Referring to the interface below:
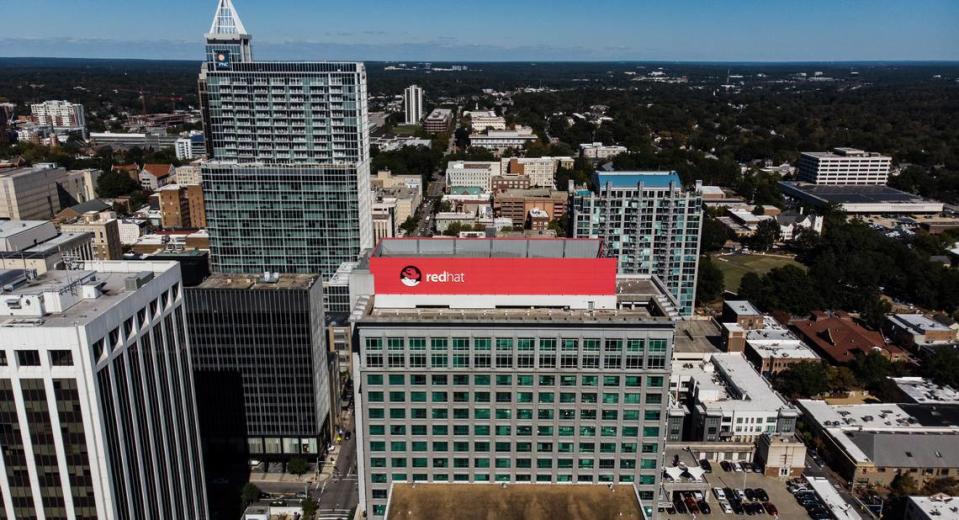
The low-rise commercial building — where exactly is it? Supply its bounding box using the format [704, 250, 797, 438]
[469, 127, 538, 150]
[59, 210, 123, 260]
[670, 354, 799, 443]
[792, 311, 908, 364]
[493, 188, 567, 224]
[888, 377, 959, 404]
[797, 148, 891, 185]
[905, 495, 959, 520]
[580, 142, 627, 160]
[885, 314, 958, 352]
[139, 163, 174, 191]
[0, 220, 94, 273]
[780, 181, 944, 214]
[446, 161, 500, 191]
[0, 164, 97, 220]
[157, 184, 207, 229]
[798, 400, 959, 487]
[423, 108, 453, 134]
[754, 433, 807, 477]
[500, 157, 574, 188]
[464, 110, 506, 130]
[720, 304, 820, 375]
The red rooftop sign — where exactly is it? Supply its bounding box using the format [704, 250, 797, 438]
[369, 257, 618, 296]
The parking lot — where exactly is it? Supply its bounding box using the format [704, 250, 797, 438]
[660, 461, 811, 519]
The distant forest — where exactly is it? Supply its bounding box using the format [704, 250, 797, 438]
[1, 58, 957, 201]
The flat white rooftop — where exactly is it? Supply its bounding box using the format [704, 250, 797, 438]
[673, 353, 794, 414]
[907, 495, 959, 520]
[891, 377, 959, 404]
[804, 477, 863, 520]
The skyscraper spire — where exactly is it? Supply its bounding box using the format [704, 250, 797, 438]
[204, 0, 252, 64]
[208, 0, 248, 37]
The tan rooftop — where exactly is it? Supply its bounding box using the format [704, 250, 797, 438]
[386, 483, 644, 520]
[197, 272, 317, 290]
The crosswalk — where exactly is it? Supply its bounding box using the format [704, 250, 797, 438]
[317, 508, 352, 520]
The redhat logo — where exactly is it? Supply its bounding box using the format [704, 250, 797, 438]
[400, 265, 422, 287]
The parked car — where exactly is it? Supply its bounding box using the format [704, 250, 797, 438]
[730, 499, 744, 515]
[754, 488, 769, 502]
[736, 489, 748, 501]
[684, 496, 699, 514]
[721, 501, 734, 514]
[744, 488, 757, 501]
[763, 502, 778, 515]
[673, 498, 687, 514]
[713, 487, 727, 501]
[698, 500, 711, 514]
[733, 462, 744, 472]
[721, 460, 732, 472]
[700, 459, 713, 473]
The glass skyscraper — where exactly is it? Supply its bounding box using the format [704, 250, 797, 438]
[199, 0, 373, 278]
[571, 171, 703, 316]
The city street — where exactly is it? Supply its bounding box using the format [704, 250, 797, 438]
[315, 431, 359, 520]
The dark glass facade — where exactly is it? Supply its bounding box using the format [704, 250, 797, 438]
[186, 279, 330, 459]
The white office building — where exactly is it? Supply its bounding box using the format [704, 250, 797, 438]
[0, 261, 208, 519]
[403, 85, 424, 125]
[797, 148, 892, 185]
[445, 161, 501, 191]
[464, 110, 506, 130]
[30, 100, 86, 135]
[468, 127, 538, 150]
[580, 142, 627, 160]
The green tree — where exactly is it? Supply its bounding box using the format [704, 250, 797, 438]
[773, 362, 830, 398]
[748, 219, 781, 252]
[400, 216, 418, 235]
[96, 170, 140, 198]
[850, 351, 894, 392]
[826, 366, 859, 393]
[923, 348, 959, 388]
[701, 213, 734, 252]
[860, 293, 892, 330]
[696, 256, 725, 305]
[287, 457, 308, 476]
[301, 497, 319, 520]
[890, 473, 919, 497]
[240, 483, 262, 510]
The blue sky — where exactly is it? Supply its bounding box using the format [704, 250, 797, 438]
[1, 0, 957, 61]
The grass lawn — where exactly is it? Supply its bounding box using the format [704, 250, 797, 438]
[392, 124, 422, 136]
[711, 253, 805, 292]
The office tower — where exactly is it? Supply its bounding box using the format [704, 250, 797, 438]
[0, 261, 207, 519]
[30, 100, 86, 135]
[796, 147, 892, 185]
[59, 210, 124, 260]
[0, 163, 97, 220]
[571, 171, 703, 317]
[186, 273, 332, 460]
[403, 84, 424, 125]
[199, 0, 372, 277]
[352, 238, 679, 519]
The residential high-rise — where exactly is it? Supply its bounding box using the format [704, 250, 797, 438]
[571, 171, 703, 316]
[352, 238, 679, 519]
[185, 273, 332, 460]
[403, 85, 424, 125]
[796, 147, 891, 185]
[199, 0, 373, 277]
[0, 261, 208, 519]
[30, 100, 86, 135]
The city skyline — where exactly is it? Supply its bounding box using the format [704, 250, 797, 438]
[1, 0, 957, 61]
